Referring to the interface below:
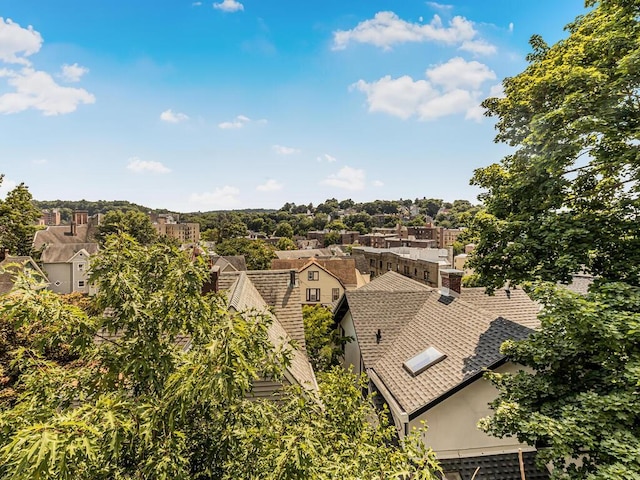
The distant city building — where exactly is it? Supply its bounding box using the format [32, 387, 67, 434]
[150, 212, 200, 243]
[38, 209, 61, 226]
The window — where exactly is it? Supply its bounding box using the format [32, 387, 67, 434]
[369, 258, 375, 267]
[78, 280, 85, 288]
[379, 260, 382, 268]
[332, 288, 340, 301]
[403, 265, 410, 275]
[424, 271, 430, 281]
[387, 262, 392, 271]
[306, 288, 321, 302]
[78, 263, 84, 271]
[308, 270, 319, 281]
[403, 346, 446, 376]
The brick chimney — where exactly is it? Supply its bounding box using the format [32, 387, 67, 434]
[202, 266, 221, 294]
[439, 269, 464, 297]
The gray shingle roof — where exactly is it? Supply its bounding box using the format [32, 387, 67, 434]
[341, 271, 538, 415]
[40, 244, 98, 263]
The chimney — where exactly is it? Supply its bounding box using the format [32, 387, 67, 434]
[202, 266, 221, 294]
[439, 269, 464, 297]
[289, 269, 297, 287]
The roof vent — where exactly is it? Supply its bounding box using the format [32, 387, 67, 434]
[403, 346, 446, 377]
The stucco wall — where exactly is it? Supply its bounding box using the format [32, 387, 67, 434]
[411, 362, 533, 459]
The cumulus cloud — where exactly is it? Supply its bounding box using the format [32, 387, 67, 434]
[218, 114, 254, 129]
[352, 57, 495, 121]
[372, 180, 384, 187]
[59, 63, 89, 82]
[489, 83, 505, 98]
[213, 0, 244, 12]
[333, 12, 495, 53]
[426, 57, 496, 90]
[0, 67, 95, 115]
[126, 157, 171, 174]
[316, 153, 337, 163]
[0, 18, 42, 65]
[321, 166, 366, 191]
[192, 1, 202, 5]
[272, 145, 300, 155]
[190, 186, 241, 208]
[460, 39, 497, 56]
[256, 179, 283, 192]
[160, 109, 189, 123]
[0, 19, 94, 116]
[508, 22, 514, 33]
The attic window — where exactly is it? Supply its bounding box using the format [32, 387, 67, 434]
[403, 346, 445, 377]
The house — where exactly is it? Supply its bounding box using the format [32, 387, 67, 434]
[334, 270, 548, 479]
[295, 258, 346, 306]
[33, 223, 99, 294]
[271, 256, 365, 290]
[217, 269, 318, 396]
[0, 253, 49, 294]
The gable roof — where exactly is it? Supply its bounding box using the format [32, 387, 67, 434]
[220, 272, 317, 392]
[272, 257, 358, 287]
[40, 243, 99, 263]
[338, 271, 539, 417]
[33, 224, 95, 250]
[219, 269, 307, 350]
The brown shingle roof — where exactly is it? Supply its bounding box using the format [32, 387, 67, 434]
[271, 257, 358, 287]
[40, 244, 99, 263]
[222, 272, 317, 391]
[33, 224, 95, 250]
[341, 271, 537, 415]
[460, 287, 541, 329]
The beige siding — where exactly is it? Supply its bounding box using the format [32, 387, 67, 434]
[44, 263, 72, 294]
[300, 267, 344, 306]
[249, 377, 291, 401]
[410, 362, 532, 459]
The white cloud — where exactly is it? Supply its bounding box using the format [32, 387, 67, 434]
[0, 18, 42, 65]
[0, 178, 17, 199]
[213, 0, 244, 12]
[256, 179, 283, 192]
[489, 83, 505, 98]
[426, 57, 496, 90]
[59, 63, 89, 82]
[0, 67, 95, 115]
[160, 109, 189, 123]
[126, 157, 171, 174]
[321, 166, 366, 191]
[508, 22, 514, 33]
[426, 2, 453, 12]
[460, 39, 497, 56]
[352, 75, 436, 119]
[272, 145, 300, 155]
[192, 1, 202, 5]
[190, 186, 240, 208]
[464, 104, 485, 122]
[353, 57, 495, 121]
[333, 12, 487, 51]
[316, 153, 337, 163]
[218, 114, 253, 129]
[372, 180, 384, 187]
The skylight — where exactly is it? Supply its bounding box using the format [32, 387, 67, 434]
[403, 346, 446, 376]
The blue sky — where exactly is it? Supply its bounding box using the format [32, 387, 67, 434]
[0, 0, 587, 212]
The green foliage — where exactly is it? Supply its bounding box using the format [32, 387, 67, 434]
[214, 237, 275, 270]
[480, 282, 640, 479]
[274, 221, 294, 239]
[470, 0, 640, 291]
[302, 305, 349, 372]
[95, 209, 157, 245]
[323, 231, 341, 246]
[33, 199, 152, 217]
[276, 237, 297, 251]
[0, 178, 40, 256]
[0, 235, 440, 479]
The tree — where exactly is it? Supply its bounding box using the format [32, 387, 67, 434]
[470, 0, 640, 292]
[479, 282, 640, 479]
[0, 235, 441, 479]
[0, 178, 40, 256]
[302, 305, 349, 372]
[95, 209, 157, 245]
[323, 231, 341, 246]
[274, 221, 294, 239]
[275, 237, 297, 251]
[215, 237, 275, 270]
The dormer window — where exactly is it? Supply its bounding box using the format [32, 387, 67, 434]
[308, 271, 319, 281]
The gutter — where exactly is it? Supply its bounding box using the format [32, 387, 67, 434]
[367, 368, 409, 437]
